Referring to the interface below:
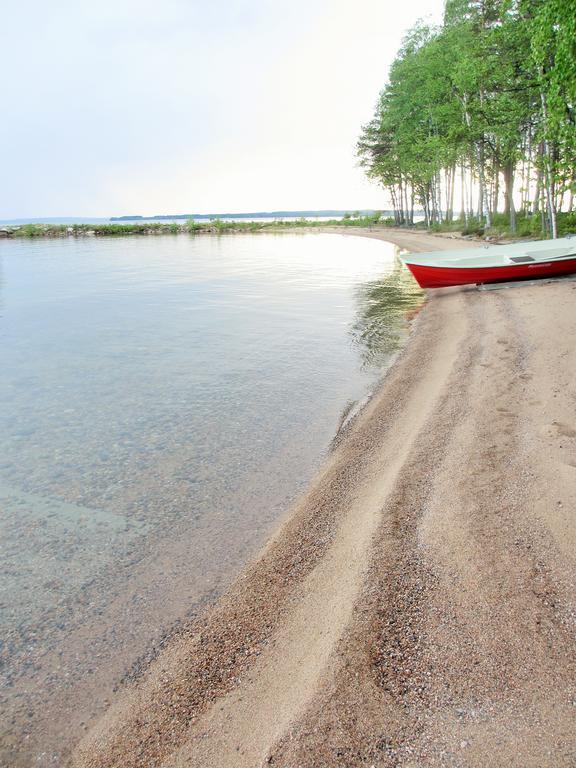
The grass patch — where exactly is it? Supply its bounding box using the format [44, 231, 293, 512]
[6, 212, 574, 240]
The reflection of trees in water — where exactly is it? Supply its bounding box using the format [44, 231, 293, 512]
[351, 256, 424, 369]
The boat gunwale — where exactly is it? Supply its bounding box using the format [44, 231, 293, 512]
[400, 237, 576, 270]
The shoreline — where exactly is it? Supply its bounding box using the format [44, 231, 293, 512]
[1, 229, 418, 768]
[0, 221, 400, 239]
[36, 230, 576, 765]
[0, 221, 538, 244]
[3, 219, 574, 245]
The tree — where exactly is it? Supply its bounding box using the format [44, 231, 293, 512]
[358, 0, 575, 238]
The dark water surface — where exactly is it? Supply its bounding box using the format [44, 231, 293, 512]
[0, 233, 422, 765]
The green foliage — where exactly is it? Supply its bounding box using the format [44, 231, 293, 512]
[9, 216, 395, 240]
[18, 224, 44, 237]
[557, 212, 576, 236]
[359, 0, 576, 237]
[515, 215, 543, 238]
[186, 219, 202, 233]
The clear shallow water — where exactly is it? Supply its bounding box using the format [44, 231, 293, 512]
[0, 232, 422, 763]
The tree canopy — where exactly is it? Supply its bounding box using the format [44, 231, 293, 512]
[358, 0, 576, 237]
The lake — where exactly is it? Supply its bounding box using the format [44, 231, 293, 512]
[0, 232, 422, 766]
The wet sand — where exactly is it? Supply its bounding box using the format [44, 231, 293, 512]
[68, 229, 576, 766]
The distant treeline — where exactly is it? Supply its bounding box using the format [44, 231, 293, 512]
[358, 0, 576, 238]
[110, 210, 393, 221]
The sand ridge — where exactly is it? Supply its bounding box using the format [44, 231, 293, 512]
[70, 231, 576, 767]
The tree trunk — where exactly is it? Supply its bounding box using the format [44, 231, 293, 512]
[403, 180, 410, 227]
[533, 159, 542, 215]
[477, 141, 491, 227]
[399, 179, 406, 225]
[448, 166, 454, 223]
[390, 187, 399, 225]
[523, 129, 532, 216]
[557, 174, 566, 213]
[420, 187, 430, 228]
[503, 161, 516, 233]
[540, 187, 547, 235]
[477, 87, 491, 228]
[540, 91, 558, 238]
[460, 162, 466, 224]
[468, 156, 475, 221]
[477, 150, 484, 220]
[492, 159, 500, 217]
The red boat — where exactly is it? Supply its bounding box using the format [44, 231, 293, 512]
[401, 237, 576, 288]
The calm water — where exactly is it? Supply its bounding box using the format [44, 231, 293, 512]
[0, 232, 422, 765]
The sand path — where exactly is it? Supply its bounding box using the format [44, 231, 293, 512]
[71, 231, 576, 767]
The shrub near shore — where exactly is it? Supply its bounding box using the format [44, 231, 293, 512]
[2, 210, 574, 240]
[0, 213, 390, 239]
[426, 211, 576, 239]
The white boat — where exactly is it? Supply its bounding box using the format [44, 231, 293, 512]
[401, 236, 576, 288]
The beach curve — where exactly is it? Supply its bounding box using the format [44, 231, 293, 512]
[70, 231, 576, 767]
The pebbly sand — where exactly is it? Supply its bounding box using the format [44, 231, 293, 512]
[69, 229, 576, 767]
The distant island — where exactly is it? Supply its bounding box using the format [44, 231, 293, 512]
[110, 210, 390, 221]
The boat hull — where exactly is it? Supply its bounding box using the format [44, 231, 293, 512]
[406, 256, 576, 288]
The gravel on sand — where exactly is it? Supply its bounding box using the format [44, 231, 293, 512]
[71, 231, 576, 768]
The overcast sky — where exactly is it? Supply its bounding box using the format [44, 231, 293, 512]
[1, 0, 443, 217]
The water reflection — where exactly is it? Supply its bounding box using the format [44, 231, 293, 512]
[0, 236, 423, 637]
[352, 252, 424, 368]
[0, 233, 424, 766]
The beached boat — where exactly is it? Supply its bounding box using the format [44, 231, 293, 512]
[401, 236, 576, 288]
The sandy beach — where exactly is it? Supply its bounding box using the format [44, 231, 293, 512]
[70, 229, 576, 768]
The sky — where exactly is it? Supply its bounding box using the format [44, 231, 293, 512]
[0, 0, 444, 218]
